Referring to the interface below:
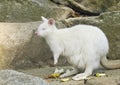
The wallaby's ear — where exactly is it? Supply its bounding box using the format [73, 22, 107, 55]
[48, 18, 55, 25]
[41, 16, 48, 22]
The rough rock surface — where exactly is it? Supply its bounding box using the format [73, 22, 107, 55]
[0, 0, 74, 22]
[0, 70, 49, 85]
[75, 0, 120, 13]
[0, 22, 39, 69]
[51, 0, 120, 14]
[0, 21, 67, 69]
[98, 12, 120, 59]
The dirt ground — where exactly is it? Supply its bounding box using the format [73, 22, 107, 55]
[18, 66, 120, 85]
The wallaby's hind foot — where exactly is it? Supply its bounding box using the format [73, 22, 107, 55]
[72, 66, 93, 80]
[60, 68, 79, 78]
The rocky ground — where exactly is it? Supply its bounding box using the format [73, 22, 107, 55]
[18, 66, 120, 85]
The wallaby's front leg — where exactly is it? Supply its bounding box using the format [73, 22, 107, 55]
[60, 67, 79, 78]
[53, 53, 60, 65]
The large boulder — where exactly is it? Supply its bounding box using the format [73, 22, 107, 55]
[0, 21, 67, 69]
[0, 70, 49, 85]
[107, 1, 120, 12]
[75, 0, 120, 13]
[0, 22, 40, 69]
[0, 0, 74, 22]
[51, 0, 120, 14]
[99, 12, 120, 59]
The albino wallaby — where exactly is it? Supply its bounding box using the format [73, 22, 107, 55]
[36, 16, 120, 80]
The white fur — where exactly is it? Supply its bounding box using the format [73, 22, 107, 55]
[36, 17, 109, 80]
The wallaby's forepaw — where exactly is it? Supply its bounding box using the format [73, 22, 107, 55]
[60, 73, 67, 78]
[60, 69, 71, 78]
[72, 74, 86, 81]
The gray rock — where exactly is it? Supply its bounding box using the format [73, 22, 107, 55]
[86, 78, 118, 85]
[98, 11, 120, 59]
[0, 22, 39, 69]
[0, 0, 74, 22]
[51, 0, 120, 14]
[0, 21, 67, 69]
[0, 70, 49, 85]
[75, 0, 120, 13]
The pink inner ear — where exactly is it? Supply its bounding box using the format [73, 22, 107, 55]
[48, 18, 54, 25]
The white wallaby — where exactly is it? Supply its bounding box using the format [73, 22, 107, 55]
[36, 16, 120, 80]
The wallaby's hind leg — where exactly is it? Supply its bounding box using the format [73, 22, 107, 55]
[60, 67, 79, 78]
[72, 65, 93, 80]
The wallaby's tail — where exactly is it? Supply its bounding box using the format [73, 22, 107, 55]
[100, 56, 120, 69]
